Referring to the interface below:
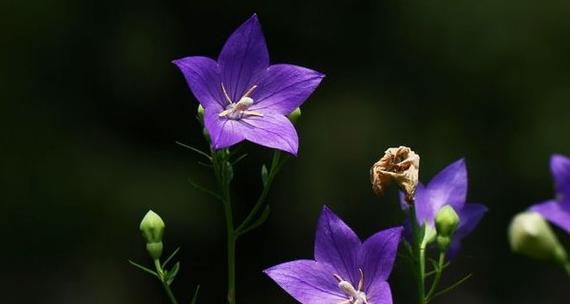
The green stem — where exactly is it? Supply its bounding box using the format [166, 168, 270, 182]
[426, 252, 446, 302]
[213, 150, 237, 304]
[154, 259, 179, 304]
[410, 204, 426, 304]
[235, 151, 283, 236]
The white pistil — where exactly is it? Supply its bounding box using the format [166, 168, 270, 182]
[218, 83, 263, 119]
[333, 270, 368, 304]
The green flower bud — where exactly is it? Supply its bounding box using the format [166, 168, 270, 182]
[197, 105, 205, 123]
[146, 242, 164, 260]
[288, 107, 301, 124]
[509, 212, 567, 264]
[140, 210, 165, 244]
[435, 205, 460, 238]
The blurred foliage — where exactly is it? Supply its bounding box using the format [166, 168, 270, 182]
[2, 0, 570, 303]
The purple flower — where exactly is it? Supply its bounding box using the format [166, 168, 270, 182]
[407, 159, 487, 256]
[264, 206, 402, 304]
[530, 154, 570, 234]
[172, 15, 324, 155]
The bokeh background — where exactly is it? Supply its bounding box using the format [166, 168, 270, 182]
[3, 0, 570, 303]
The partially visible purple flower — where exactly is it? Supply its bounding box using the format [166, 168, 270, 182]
[530, 154, 570, 234]
[265, 206, 402, 304]
[173, 14, 324, 155]
[404, 159, 487, 256]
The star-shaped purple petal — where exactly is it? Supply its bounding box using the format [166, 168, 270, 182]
[265, 206, 402, 304]
[173, 14, 324, 155]
[529, 154, 570, 234]
[404, 159, 487, 257]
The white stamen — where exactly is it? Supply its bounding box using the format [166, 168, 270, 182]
[218, 85, 262, 119]
[332, 271, 368, 304]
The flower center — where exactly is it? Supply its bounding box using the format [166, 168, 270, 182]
[218, 83, 263, 120]
[333, 269, 368, 304]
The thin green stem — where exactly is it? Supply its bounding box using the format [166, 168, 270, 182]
[235, 151, 283, 236]
[426, 252, 446, 302]
[213, 150, 237, 304]
[154, 259, 179, 304]
[410, 204, 426, 304]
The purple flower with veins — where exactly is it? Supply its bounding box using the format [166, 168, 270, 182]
[172, 14, 324, 155]
[405, 159, 487, 256]
[265, 206, 402, 304]
[530, 154, 570, 233]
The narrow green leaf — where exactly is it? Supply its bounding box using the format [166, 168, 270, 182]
[128, 260, 158, 278]
[162, 247, 181, 269]
[166, 262, 180, 285]
[188, 178, 222, 201]
[232, 153, 248, 165]
[261, 164, 268, 186]
[175, 141, 212, 161]
[237, 205, 271, 236]
[190, 285, 201, 304]
[432, 273, 473, 299]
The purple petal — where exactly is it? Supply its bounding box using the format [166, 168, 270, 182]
[366, 281, 393, 304]
[239, 112, 299, 155]
[264, 260, 345, 304]
[530, 199, 570, 234]
[249, 64, 324, 115]
[550, 154, 570, 196]
[446, 203, 487, 259]
[413, 183, 438, 225]
[314, 206, 361, 285]
[172, 56, 223, 110]
[204, 108, 246, 150]
[358, 227, 402, 291]
[427, 158, 468, 210]
[218, 14, 269, 102]
[455, 203, 488, 239]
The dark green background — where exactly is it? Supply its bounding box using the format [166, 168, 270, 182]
[3, 0, 570, 303]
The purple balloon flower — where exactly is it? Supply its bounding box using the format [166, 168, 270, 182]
[265, 206, 402, 304]
[172, 14, 324, 155]
[530, 154, 570, 234]
[407, 159, 487, 256]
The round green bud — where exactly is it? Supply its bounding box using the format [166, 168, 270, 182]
[509, 212, 567, 264]
[288, 108, 301, 124]
[140, 210, 165, 244]
[435, 205, 460, 238]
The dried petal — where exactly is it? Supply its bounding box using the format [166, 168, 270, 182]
[370, 146, 420, 203]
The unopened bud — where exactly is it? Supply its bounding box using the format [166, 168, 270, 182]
[140, 210, 165, 243]
[288, 107, 301, 124]
[197, 105, 205, 123]
[436, 205, 460, 238]
[370, 146, 420, 203]
[509, 212, 567, 264]
[140, 210, 165, 259]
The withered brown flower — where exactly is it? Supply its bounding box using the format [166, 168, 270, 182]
[370, 146, 420, 204]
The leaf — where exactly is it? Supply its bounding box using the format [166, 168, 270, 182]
[432, 273, 473, 299]
[162, 247, 180, 269]
[260, 164, 268, 186]
[175, 141, 212, 161]
[237, 205, 271, 236]
[128, 260, 158, 278]
[166, 262, 180, 286]
[190, 285, 201, 304]
[232, 153, 248, 166]
[188, 178, 221, 201]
